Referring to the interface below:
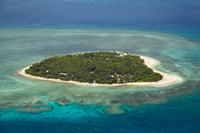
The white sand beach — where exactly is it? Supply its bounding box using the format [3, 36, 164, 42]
[18, 55, 183, 87]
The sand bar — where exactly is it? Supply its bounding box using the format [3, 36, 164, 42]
[18, 56, 183, 87]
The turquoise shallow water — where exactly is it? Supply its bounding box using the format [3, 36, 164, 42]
[0, 28, 200, 132]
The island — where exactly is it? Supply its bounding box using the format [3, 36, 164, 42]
[18, 52, 183, 87]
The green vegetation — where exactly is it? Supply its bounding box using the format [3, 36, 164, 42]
[26, 52, 163, 84]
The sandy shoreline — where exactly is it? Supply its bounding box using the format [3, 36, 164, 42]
[17, 56, 183, 87]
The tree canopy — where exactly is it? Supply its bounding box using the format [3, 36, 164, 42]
[26, 52, 163, 84]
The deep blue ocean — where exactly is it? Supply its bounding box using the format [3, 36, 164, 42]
[0, 0, 200, 133]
